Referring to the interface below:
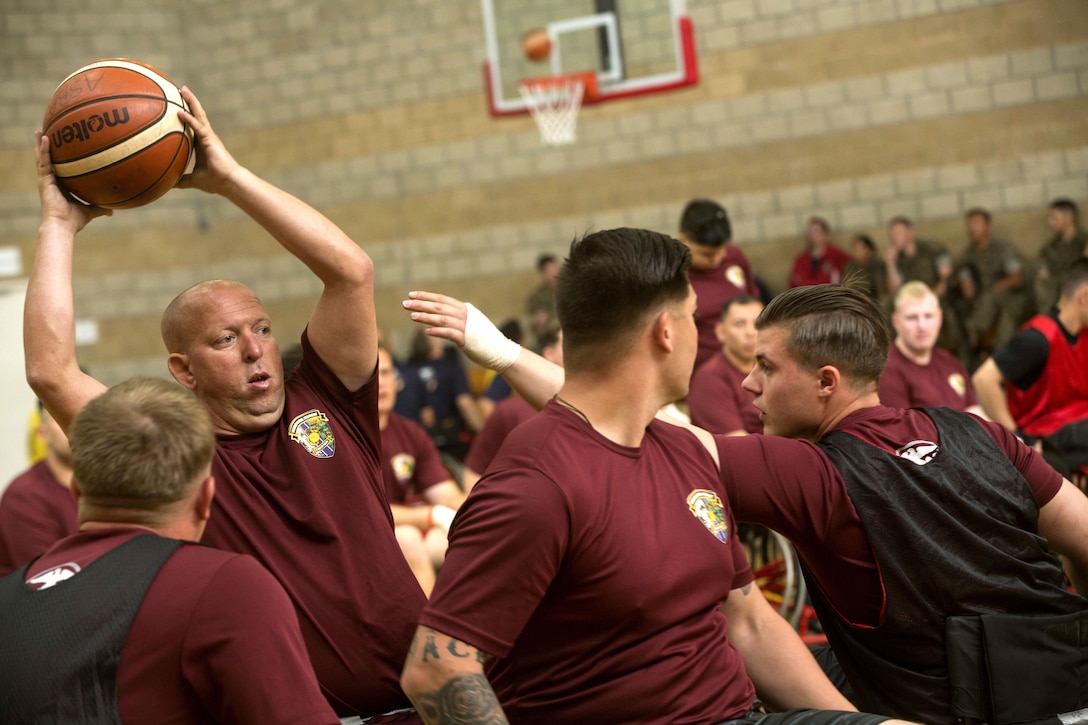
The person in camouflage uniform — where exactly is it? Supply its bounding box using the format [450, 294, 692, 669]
[1034, 198, 1088, 314]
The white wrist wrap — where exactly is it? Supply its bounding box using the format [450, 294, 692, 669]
[463, 303, 521, 373]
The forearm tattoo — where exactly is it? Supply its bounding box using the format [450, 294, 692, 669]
[410, 673, 508, 725]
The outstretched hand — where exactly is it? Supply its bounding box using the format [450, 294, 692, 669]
[403, 291, 521, 373]
[403, 291, 469, 347]
[175, 86, 243, 195]
[35, 133, 112, 231]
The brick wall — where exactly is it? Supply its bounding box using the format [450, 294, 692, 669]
[0, 0, 1085, 383]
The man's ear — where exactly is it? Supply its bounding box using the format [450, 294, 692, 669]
[167, 353, 196, 390]
[652, 309, 673, 353]
[195, 476, 215, 523]
[816, 365, 841, 398]
[70, 477, 81, 506]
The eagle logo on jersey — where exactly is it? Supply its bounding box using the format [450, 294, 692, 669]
[947, 373, 966, 396]
[687, 489, 730, 543]
[27, 563, 80, 590]
[896, 439, 939, 466]
[391, 453, 416, 483]
[288, 409, 336, 458]
[725, 264, 746, 289]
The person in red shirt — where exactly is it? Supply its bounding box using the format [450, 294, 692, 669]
[0, 377, 337, 725]
[677, 199, 762, 371]
[401, 229, 905, 725]
[879, 281, 984, 415]
[789, 216, 851, 288]
[688, 295, 764, 435]
[0, 405, 78, 576]
[973, 259, 1088, 479]
[378, 346, 464, 596]
[27, 88, 422, 721]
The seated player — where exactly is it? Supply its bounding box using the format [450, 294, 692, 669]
[461, 326, 562, 491]
[0, 378, 337, 724]
[0, 404, 78, 576]
[973, 259, 1088, 479]
[880, 281, 985, 416]
[378, 346, 465, 596]
[688, 295, 764, 435]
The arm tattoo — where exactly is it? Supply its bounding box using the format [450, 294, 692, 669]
[740, 583, 752, 596]
[410, 673, 509, 725]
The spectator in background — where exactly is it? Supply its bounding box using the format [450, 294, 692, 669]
[880, 282, 985, 417]
[676, 199, 760, 371]
[461, 326, 563, 492]
[844, 233, 885, 301]
[0, 403, 78, 576]
[404, 329, 483, 462]
[789, 216, 851, 289]
[957, 207, 1033, 353]
[477, 319, 523, 421]
[882, 216, 952, 298]
[525, 253, 559, 350]
[973, 259, 1088, 480]
[1034, 198, 1088, 314]
[688, 295, 764, 436]
[378, 347, 464, 597]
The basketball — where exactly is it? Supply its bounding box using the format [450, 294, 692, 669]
[521, 29, 552, 63]
[42, 58, 195, 210]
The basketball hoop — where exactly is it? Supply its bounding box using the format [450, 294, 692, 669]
[518, 72, 598, 147]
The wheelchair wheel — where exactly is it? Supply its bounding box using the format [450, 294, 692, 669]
[739, 524, 807, 630]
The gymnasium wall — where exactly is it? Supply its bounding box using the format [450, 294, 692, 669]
[0, 0, 1085, 386]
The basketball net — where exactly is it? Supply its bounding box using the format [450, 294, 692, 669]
[518, 74, 591, 147]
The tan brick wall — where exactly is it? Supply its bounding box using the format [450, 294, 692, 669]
[1, 0, 1085, 383]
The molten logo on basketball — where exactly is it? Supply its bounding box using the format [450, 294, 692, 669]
[50, 108, 130, 148]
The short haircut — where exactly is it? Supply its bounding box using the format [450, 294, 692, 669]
[893, 280, 937, 311]
[679, 199, 732, 248]
[853, 234, 876, 253]
[887, 216, 913, 229]
[70, 377, 215, 508]
[965, 207, 991, 223]
[556, 228, 691, 372]
[1059, 259, 1088, 299]
[536, 253, 558, 272]
[756, 282, 890, 385]
[807, 216, 831, 233]
[720, 294, 761, 319]
[1050, 198, 1079, 222]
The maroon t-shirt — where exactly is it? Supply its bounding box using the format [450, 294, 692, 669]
[688, 245, 760, 371]
[381, 412, 451, 505]
[879, 345, 978, 411]
[717, 406, 1062, 626]
[688, 354, 762, 435]
[24, 528, 337, 725]
[422, 402, 757, 723]
[201, 331, 425, 717]
[463, 394, 536, 476]
[0, 461, 78, 576]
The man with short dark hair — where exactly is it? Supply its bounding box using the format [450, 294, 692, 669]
[973, 258, 1088, 479]
[401, 229, 907, 725]
[0, 378, 337, 724]
[677, 199, 761, 370]
[882, 216, 952, 297]
[688, 294, 764, 435]
[1034, 198, 1088, 313]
